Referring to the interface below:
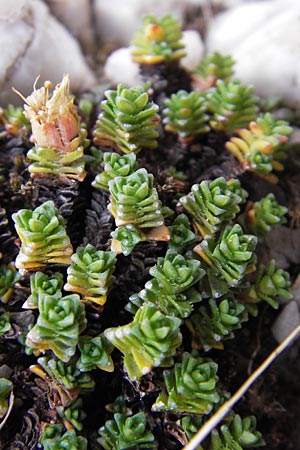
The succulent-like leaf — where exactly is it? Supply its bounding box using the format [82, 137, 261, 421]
[0, 378, 13, 418]
[57, 398, 86, 431]
[108, 168, 165, 228]
[194, 52, 235, 84]
[0, 104, 30, 136]
[39, 424, 87, 450]
[187, 297, 247, 351]
[12, 200, 73, 270]
[64, 244, 116, 305]
[207, 80, 259, 133]
[26, 293, 87, 362]
[111, 224, 145, 256]
[240, 260, 292, 313]
[0, 263, 20, 303]
[163, 90, 210, 143]
[208, 414, 264, 450]
[93, 85, 160, 154]
[105, 304, 182, 380]
[180, 178, 248, 237]
[0, 312, 11, 336]
[98, 412, 157, 449]
[241, 194, 287, 238]
[25, 271, 63, 309]
[226, 113, 292, 176]
[37, 356, 95, 391]
[128, 250, 204, 318]
[77, 334, 114, 372]
[195, 224, 257, 289]
[180, 415, 203, 442]
[168, 214, 197, 253]
[131, 13, 186, 64]
[92, 152, 137, 191]
[153, 352, 220, 414]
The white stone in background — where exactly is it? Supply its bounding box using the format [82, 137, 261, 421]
[104, 48, 141, 86]
[45, 0, 96, 52]
[272, 301, 300, 344]
[0, 0, 96, 106]
[206, 0, 300, 103]
[180, 30, 205, 71]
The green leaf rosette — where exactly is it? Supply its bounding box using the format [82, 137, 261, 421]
[92, 152, 137, 191]
[163, 90, 209, 143]
[98, 411, 157, 450]
[131, 13, 186, 64]
[93, 85, 160, 154]
[12, 200, 73, 271]
[179, 177, 247, 237]
[153, 352, 220, 414]
[77, 335, 114, 372]
[26, 293, 87, 362]
[0, 263, 20, 303]
[25, 271, 63, 309]
[108, 168, 164, 228]
[105, 304, 182, 380]
[207, 80, 259, 133]
[195, 224, 257, 289]
[64, 244, 116, 306]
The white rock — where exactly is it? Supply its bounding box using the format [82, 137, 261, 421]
[180, 30, 205, 71]
[272, 301, 300, 344]
[206, 0, 300, 103]
[0, 0, 96, 106]
[104, 47, 141, 86]
[45, 0, 95, 52]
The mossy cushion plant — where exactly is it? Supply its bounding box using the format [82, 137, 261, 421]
[193, 51, 235, 89]
[93, 85, 160, 154]
[131, 13, 186, 64]
[98, 411, 157, 450]
[24, 271, 63, 309]
[12, 200, 73, 271]
[0, 13, 296, 449]
[104, 304, 182, 381]
[240, 193, 288, 239]
[226, 113, 292, 179]
[25, 292, 87, 362]
[127, 249, 205, 318]
[0, 263, 20, 303]
[163, 90, 210, 144]
[64, 244, 116, 306]
[153, 352, 220, 414]
[187, 296, 247, 351]
[179, 177, 248, 238]
[207, 79, 259, 133]
[92, 152, 137, 191]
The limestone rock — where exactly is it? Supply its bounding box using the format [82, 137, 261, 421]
[0, 0, 96, 106]
[206, 0, 300, 104]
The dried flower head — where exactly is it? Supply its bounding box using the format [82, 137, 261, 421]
[15, 75, 87, 181]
